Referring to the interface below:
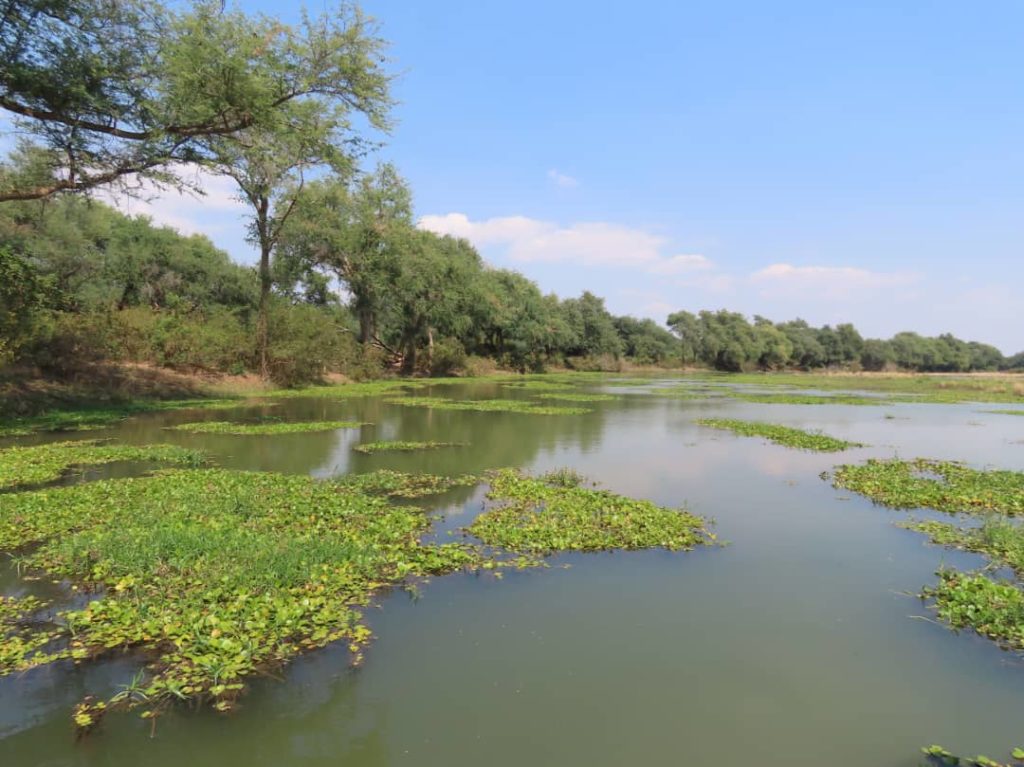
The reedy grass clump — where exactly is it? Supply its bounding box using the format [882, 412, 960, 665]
[0, 469, 487, 719]
[0, 440, 205, 490]
[833, 459, 1024, 515]
[353, 440, 464, 454]
[698, 418, 862, 452]
[468, 469, 710, 554]
[904, 518, 1024, 576]
[384, 396, 591, 416]
[335, 469, 480, 498]
[726, 392, 891, 406]
[262, 380, 423, 399]
[169, 420, 364, 435]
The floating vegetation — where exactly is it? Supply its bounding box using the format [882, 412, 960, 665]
[262, 380, 423, 399]
[986, 410, 1024, 417]
[384, 396, 590, 416]
[686, 372, 1024, 404]
[727, 392, 891, 406]
[468, 469, 710, 554]
[169, 420, 364, 435]
[539, 467, 588, 488]
[0, 441, 206, 491]
[353, 440, 464, 454]
[698, 419, 863, 452]
[1, 594, 61, 674]
[922, 570, 1024, 651]
[0, 469, 486, 719]
[500, 380, 574, 391]
[534, 392, 618, 403]
[0, 399, 255, 437]
[922, 744, 1024, 766]
[335, 469, 480, 498]
[833, 459, 1024, 516]
[905, 518, 1024, 577]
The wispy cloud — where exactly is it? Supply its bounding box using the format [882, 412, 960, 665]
[750, 262, 920, 299]
[417, 211, 709, 273]
[546, 168, 579, 188]
[95, 166, 246, 237]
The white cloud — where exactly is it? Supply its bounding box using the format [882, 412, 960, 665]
[750, 262, 920, 299]
[95, 166, 246, 237]
[648, 254, 713, 275]
[417, 211, 710, 272]
[546, 169, 579, 188]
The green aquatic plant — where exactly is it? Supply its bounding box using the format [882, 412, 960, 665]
[903, 518, 1024, 576]
[698, 419, 863, 452]
[923, 570, 1024, 651]
[0, 469, 488, 718]
[384, 396, 591, 416]
[353, 440, 465, 454]
[726, 391, 892, 406]
[986, 410, 1024, 417]
[500, 380, 574, 391]
[0, 440, 206, 490]
[833, 459, 1024, 516]
[169, 420, 364, 435]
[539, 467, 588, 488]
[262, 380, 424, 399]
[921, 745, 1024, 766]
[534, 392, 618, 403]
[335, 469, 480, 498]
[0, 594, 63, 676]
[0, 399, 257, 437]
[468, 469, 710, 554]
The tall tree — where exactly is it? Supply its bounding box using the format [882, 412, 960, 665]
[0, 1, 390, 201]
[202, 6, 391, 376]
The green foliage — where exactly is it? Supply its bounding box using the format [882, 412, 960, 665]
[923, 570, 1024, 650]
[353, 440, 465, 454]
[0, 468, 483, 715]
[334, 470, 480, 498]
[0, 440, 205, 491]
[534, 392, 619, 402]
[384, 396, 591, 416]
[469, 469, 710, 554]
[698, 419, 862, 452]
[0, 245, 56, 363]
[0, 398, 252, 436]
[833, 459, 1024, 515]
[905, 518, 1024, 576]
[169, 420, 364, 436]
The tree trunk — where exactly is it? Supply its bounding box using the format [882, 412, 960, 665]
[257, 240, 271, 378]
[426, 327, 434, 372]
[358, 305, 375, 345]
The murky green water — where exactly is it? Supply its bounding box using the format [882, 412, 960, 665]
[2, 378, 1023, 766]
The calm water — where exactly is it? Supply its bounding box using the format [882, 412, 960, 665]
[2, 378, 1023, 766]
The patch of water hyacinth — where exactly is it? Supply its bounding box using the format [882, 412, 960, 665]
[0, 468, 492, 723]
[533, 392, 619, 403]
[0, 440, 206, 490]
[467, 469, 711, 554]
[169, 420, 365, 435]
[353, 440, 465, 454]
[384, 396, 591, 416]
[334, 469, 480, 498]
[832, 459, 1024, 515]
[698, 419, 863, 452]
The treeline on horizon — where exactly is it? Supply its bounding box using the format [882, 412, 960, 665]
[0, 0, 1020, 386]
[2, 186, 1020, 384]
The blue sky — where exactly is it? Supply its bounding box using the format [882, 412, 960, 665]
[111, 1, 1024, 351]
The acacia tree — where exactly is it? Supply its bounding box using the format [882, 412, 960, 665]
[201, 6, 391, 377]
[275, 163, 412, 348]
[0, 1, 390, 201]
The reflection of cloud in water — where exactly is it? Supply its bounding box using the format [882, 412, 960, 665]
[310, 428, 362, 478]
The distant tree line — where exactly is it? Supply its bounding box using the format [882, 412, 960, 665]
[0, 0, 1019, 384]
[666, 310, 1017, 373]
